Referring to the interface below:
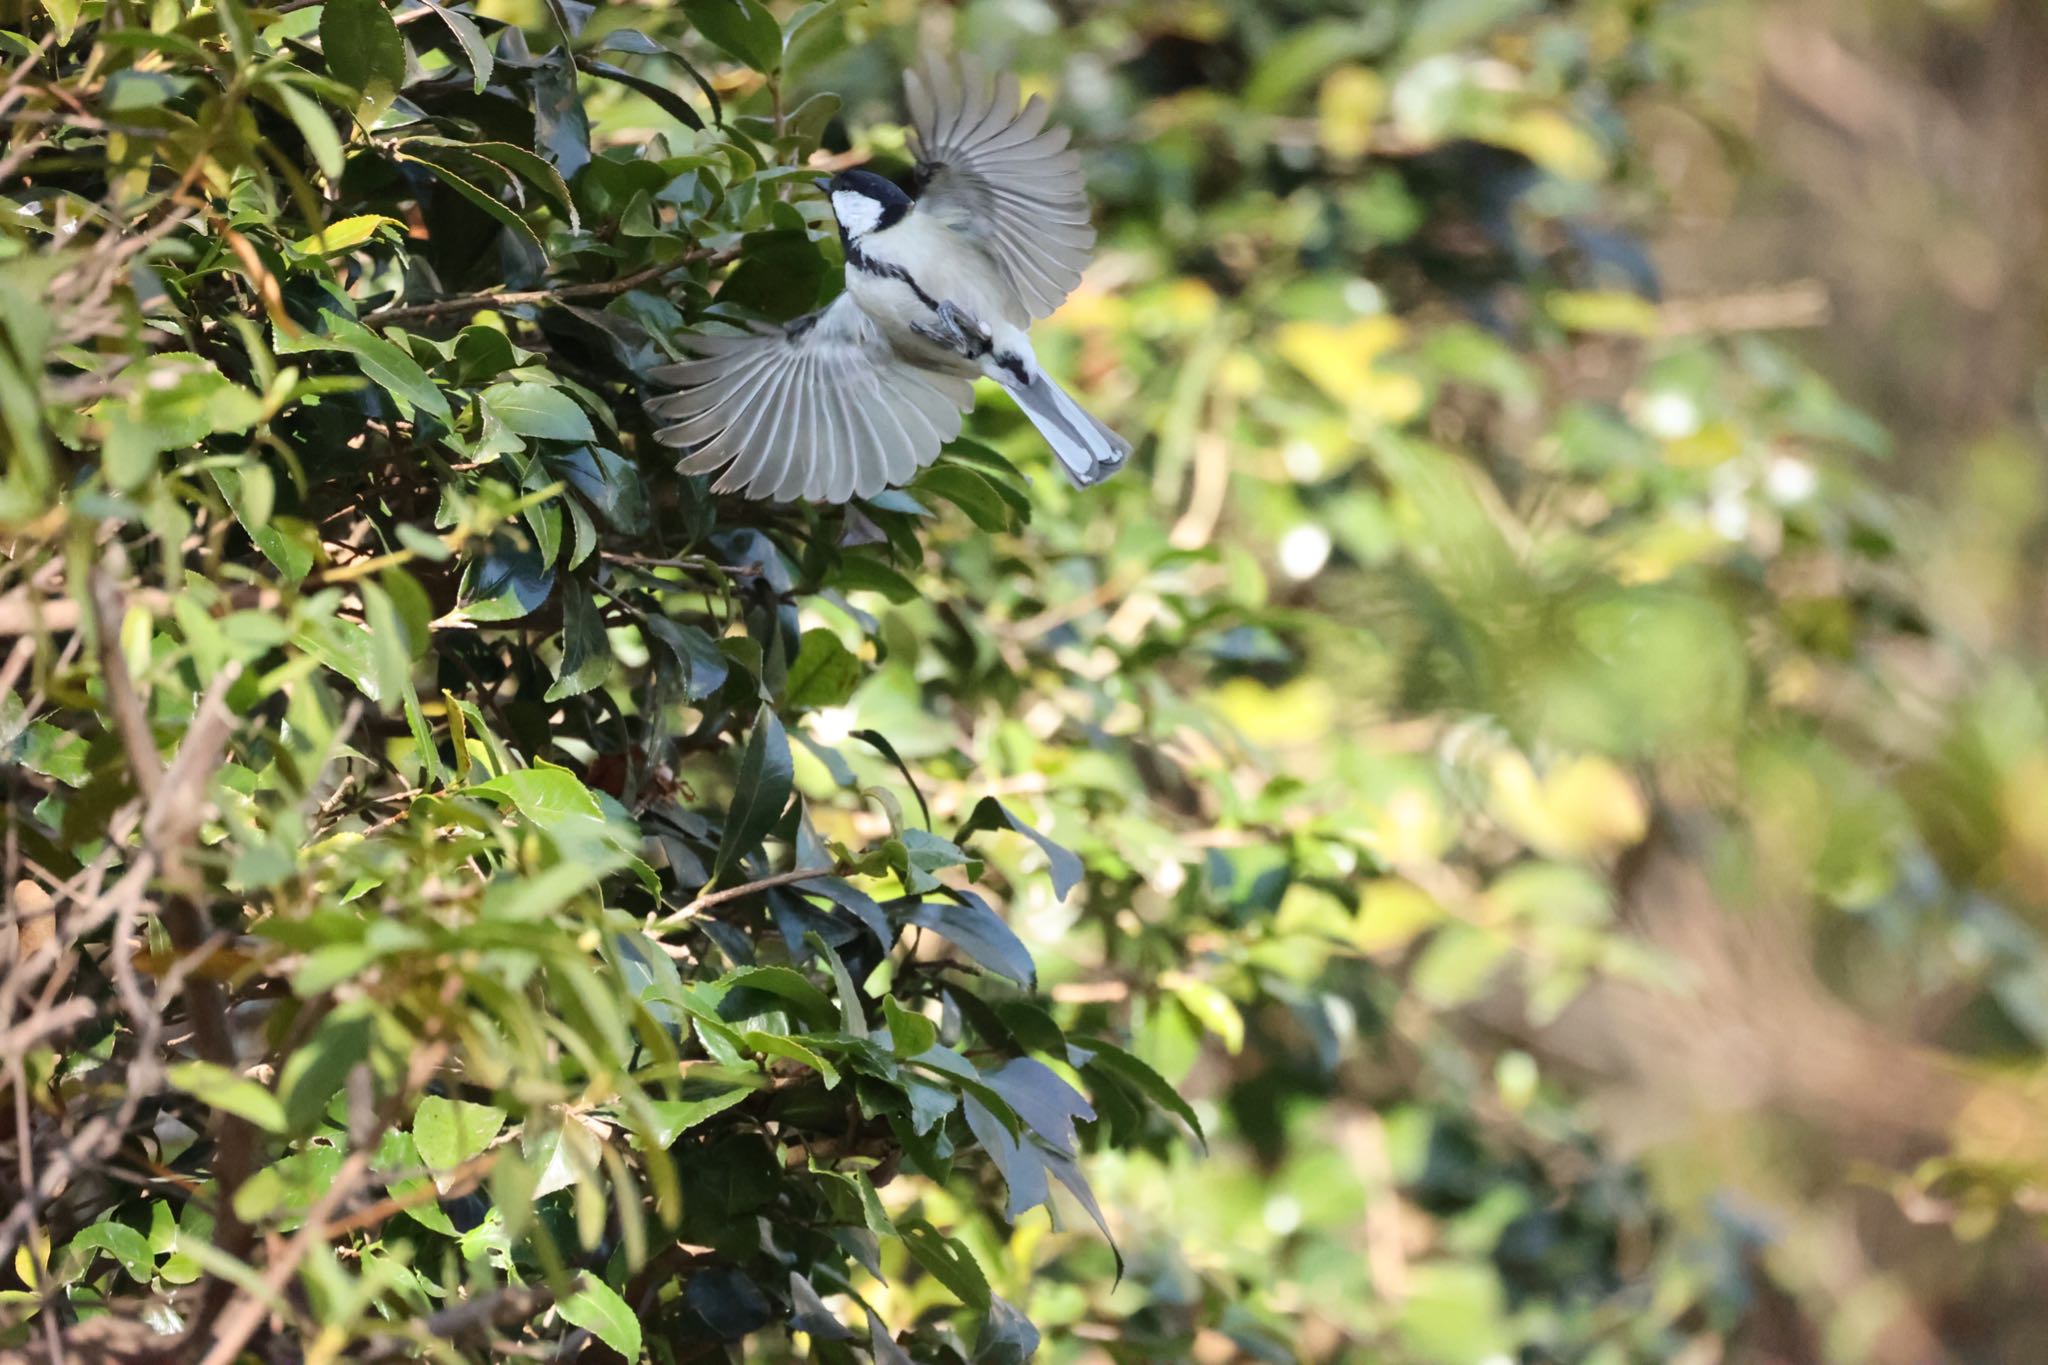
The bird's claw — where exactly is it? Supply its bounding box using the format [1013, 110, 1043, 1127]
[913, 300, 994, 359]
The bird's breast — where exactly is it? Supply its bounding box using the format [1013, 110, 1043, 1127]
[842, 216, 1022, 365]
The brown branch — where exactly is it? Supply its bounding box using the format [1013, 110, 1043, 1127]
[410, 1280, 558, 1348]
[87, 568, 162, 805]
[194, 1042, 447, 1365]
[314, 1145, 500, 1240]
[364, 247, 734, 329]
[75, 609, 263, 1341]
[0, 996, 94, 1054]
[194, 1146, 378, 1365]
[652, 866, 838, 931]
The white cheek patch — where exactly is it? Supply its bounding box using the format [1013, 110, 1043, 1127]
[832, 190, 884, 239]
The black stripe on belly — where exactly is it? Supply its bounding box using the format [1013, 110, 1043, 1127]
[845, 239, 941, 313]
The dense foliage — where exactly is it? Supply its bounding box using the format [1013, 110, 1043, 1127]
[7, 0, 2048, 1360]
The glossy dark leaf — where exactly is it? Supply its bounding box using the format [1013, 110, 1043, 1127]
[956, 796, 1084, 901]
[711, 704, 793, 882]
[851, 728, 932, 830]
[788, 1271, 855, 1340]
[577, 56, 707, 131]
[686, 1265, 775, 1340]
[644, 616, 731, 701]
[532, 46, 592, 178]
[901, 892, 1035, 988]
[976, 1295, 1043, 1365]
[544, 576, 612, 701]
[415, 0, 493, 92]
[980, 1057, 1095, 1157]
[1076, 1036, 1207, 1148]
[962, 1093, 1050, 1221]
[716, 227, 828, 321]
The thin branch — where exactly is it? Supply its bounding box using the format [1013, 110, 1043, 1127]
[364, 247, 734, 329]
[86, 568, 162, 804]
[0, 997, 95, 1054]
[652, 866, 838, 930]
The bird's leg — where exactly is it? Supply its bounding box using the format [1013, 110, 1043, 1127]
[910, 299, 995, 361]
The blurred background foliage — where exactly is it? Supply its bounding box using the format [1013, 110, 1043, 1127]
[6, 0, 2048, 1360]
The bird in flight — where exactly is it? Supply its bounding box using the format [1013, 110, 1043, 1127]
[650, 56, 1132, 504]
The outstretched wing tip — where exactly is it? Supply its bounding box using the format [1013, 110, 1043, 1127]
[650, 296, 971, 505]
[904, 52, 1098, 322]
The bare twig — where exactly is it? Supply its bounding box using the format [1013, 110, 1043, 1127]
[0, 997, 95, 1054]
[651, 866, 838, 931]
[364, 247, 734, 329]
[86, 568, 162, 804]
[193, 1147, 378, 1365]
[195, 1042, 448, 1365]
[1660, 279, 1831, 336]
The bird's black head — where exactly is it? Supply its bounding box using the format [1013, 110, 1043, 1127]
[823, 169, 913, 243]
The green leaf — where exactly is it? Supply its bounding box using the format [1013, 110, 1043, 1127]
[712, 706, 794, 882]
[637, 1087, 756, 1147]
[745, 1030, 840, 1086]
[578, 57, 708, 133]
[270, 82, 345, 181]
[1076, 1036, 1207, 1148]
[558, 1276, 641, 1360]
[545, 576, 613, 702]
[412, 1096, 506, 1175]
[901, 893, 1035, 988]
[400, 137, 580, 228]
[316, 313, 452, 424]
[417, 0, 493, 93]
[276, 1005, 374, 1136]
[851, 729, 931, 830]
[399, 153, 545, 254]
[291, 214, 402, 256]
[472, 765, 605, 825]
[716, 965, 837, 1028]
[1167, 973, 1245, 1054]
[914, 465, 1014, 534]
[454, 325, 518, 382]
[589, 31, 722, 123]
[900, 1219, 991, 1310]
[482, 381, 597, 442]
[165, 1061, 287, 1134]
[882, 997, 937, 1057]
[320, 0, 406, 93]
[784, 628, 861, 708]
[956, 796, 1084, 902]
[810, 934, 867, 1039]
[644, 617, 730, 701]
[37, 0, 80, 44]
[69, 1221, 154, 1283]
[363, 578, 440, 784]
[215, 467, 312, 583]
[683, 0, 782, 73]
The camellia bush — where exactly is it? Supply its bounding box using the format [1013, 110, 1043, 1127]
[2, 0, 1178, 1358]
[10, 0, 2048, 1361]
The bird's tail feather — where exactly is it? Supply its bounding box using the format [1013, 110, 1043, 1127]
[1004, 372, 1131, 487]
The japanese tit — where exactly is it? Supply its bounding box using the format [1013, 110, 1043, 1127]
[649, 56, 1131, 503]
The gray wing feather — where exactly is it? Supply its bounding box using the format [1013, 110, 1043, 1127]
[906, 54, 1098, 322]
[649, 295, 974, 503]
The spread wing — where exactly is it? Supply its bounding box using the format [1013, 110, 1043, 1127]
[648, 294, 974, 503]
[905, 55, 1097, 322]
